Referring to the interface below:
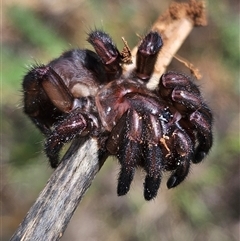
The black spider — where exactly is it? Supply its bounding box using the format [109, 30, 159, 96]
[22, 29, 213, 200]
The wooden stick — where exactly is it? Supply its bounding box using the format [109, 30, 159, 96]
[10, 1, 206, 240]
[10, 138, 100, 241]
[148, 0, 206, 89]
[123, 0, 206, 89]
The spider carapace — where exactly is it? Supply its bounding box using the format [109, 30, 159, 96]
[23, 30, 213, 200]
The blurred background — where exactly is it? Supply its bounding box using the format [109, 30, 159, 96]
[1, 0, 239, 240]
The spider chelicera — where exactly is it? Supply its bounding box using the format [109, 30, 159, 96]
[22, 29, 213, 200]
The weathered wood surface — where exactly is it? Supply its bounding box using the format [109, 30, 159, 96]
[10, 138, 100, 241]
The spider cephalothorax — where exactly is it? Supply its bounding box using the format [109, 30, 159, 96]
[23, 30, 213, 200]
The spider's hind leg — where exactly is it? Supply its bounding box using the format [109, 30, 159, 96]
[22, 65, 74, 135]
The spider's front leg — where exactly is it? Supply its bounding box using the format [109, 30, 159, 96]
[23, 48, 102, 135]
[23, 65, 75, 135]
[107, 109, 142, 196]
[88, 30, 163, 82]
[106, 93, 166, 200]
[88, 30, 123, 81]
[44, 105, 100, 168]
[141, 114, 163, 200]
[135, 31, 163, 81]
[158, 72, 213, 163]
[23, 65, 99, 168]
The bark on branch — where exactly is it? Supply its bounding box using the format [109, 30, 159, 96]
[10, 138, 100, 241]
[10, 1, 206, 240]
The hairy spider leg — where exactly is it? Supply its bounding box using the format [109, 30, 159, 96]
[166, 129, 193, 188]
[190, 108, 213, 163]
[136, 31, 163, 81]
[105, 89, 167, 200]
[41, 66, 75, 112]
[36, 66, 95, 168]
[44, 111, 91, 168]
[106, 109, 142, 196]
[23, 66, 74, 135]
[142, 114, 163, 200]
[23, 63, 100, 168]
[41, 65, 103, 168]
[126, 93, 170, 200]
[159, 72, 202, 110]
[88, 30, 122, 81]
[159, 72, 213, 163]
[116, 109, 143, 196]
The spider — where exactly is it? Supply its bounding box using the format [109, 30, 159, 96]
[22, 29, 213, 200]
